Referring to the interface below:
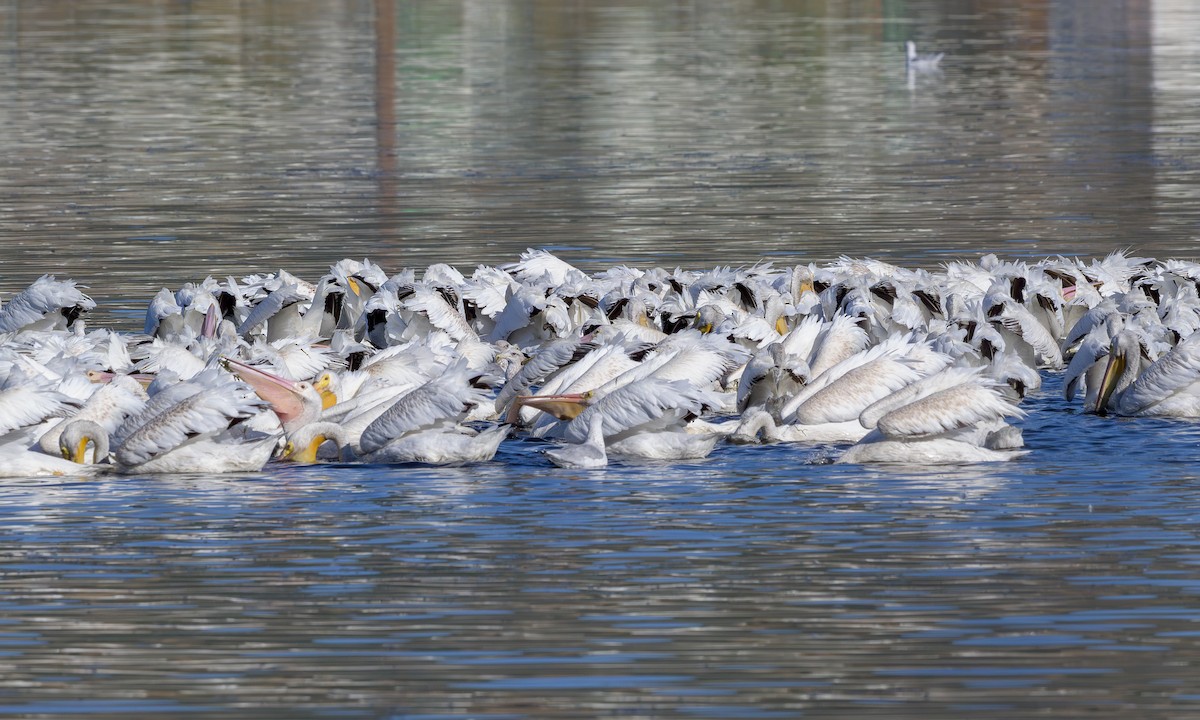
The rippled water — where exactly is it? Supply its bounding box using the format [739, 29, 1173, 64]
[3, 1, 1200, 717]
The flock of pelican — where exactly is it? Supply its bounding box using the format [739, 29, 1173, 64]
[0, 249, 1195, 477]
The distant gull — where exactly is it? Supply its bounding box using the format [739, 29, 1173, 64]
[905, 41, 944, 72]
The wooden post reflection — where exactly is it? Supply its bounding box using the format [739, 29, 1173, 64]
[374, 0, 398, 232]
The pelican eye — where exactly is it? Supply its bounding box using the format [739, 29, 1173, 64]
[283, 442, 295, 456]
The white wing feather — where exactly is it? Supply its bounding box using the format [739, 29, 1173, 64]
[876, 383, 1023, 439]
[859, 366, 985, 429]
[359, 371, 491, 454]
[403, 286, 478, 342]
[791, 356, 922, 425]
[562, 378, 721, 443]
[116, 379, 265, 467]
[0, 276, 95, 333]
[998, 305, 1064, 368]
[237, 284, 309, 337]
[0, 385, 77, 434]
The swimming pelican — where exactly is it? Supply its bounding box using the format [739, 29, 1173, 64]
[837, 368, 1026, 464]
[1094, 329, 1200, 417]
[0, 429, 107, 477]
[0, 275, 95, 334]
[355, 362, 506, 465]
[280, 421, 350, 463]
[59, 370, 279, 474]
[37, 374, 147, 457]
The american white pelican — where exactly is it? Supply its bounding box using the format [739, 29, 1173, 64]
[837, 369, 1027, 464]
[0, 276, 95, 334]
[37, 374, 147, 457]
[280, 421, 350, 463]
[355, 362, 505, 465]
[0, 429, 107, 477]
[1094, 330, 1200, 417]
[60, 370, 279, 474]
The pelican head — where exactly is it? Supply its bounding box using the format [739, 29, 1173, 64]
[58, 419, 110, 465]
[1093, 331, 1144, 416]
[312, 371, 340, 409]
[223, 357, 323, 432]
[281, 422, 348, 463]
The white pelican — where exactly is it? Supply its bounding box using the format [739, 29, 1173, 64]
[0, 276, 95, 334]
[60, 370, 279, 474]
[0, 429, 107, 477]
[280, 421, 350, 463]
[837, 369, 1027, 464]
[519, 378, 724, 460]
[1094, 330, 1200, 417]
[37, 374, 147, 457]
[355, 362, 506, 465]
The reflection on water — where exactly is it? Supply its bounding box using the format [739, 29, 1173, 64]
[1, 0, 1199, 326]
[3, 1, 1200, 717]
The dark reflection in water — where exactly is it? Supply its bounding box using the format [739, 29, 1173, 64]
[1, 0, 1198, 326]
[3, 1, 1200, 717]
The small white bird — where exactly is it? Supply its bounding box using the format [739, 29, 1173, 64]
[905, 41, 944, 73]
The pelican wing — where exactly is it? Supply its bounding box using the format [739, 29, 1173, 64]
[504, 249, 581, 286]
[237, 284, 309, 337]
[641, 334, 748, 386]
[791, 356, 922, 425]
[0, 384, 77, 435]
[462, 266, 517, 318]
[807, 314, 870, 379]
[737, 348, 776, 412]
[266, 338, 339, 381]
[0, 275, 95, 333]
[562, 378, 721, 443]
[876, 383, 1023, 439]
[1062, 333, 1109, 401]
[859, 366, 984, 429]
[404, 286, 478, 343]
[113, 382, 203, 449]
[115, 379, 266, 468]
[144, 287, 182, 336]
[997, 305, 1063, 368]
[358, 372, 491, 454]
[136, 341, 207, 380]
[778, 314, 824, 358]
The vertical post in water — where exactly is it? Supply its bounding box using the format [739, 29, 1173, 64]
[374, 0, 398, 235]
